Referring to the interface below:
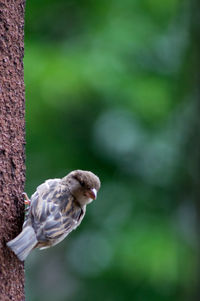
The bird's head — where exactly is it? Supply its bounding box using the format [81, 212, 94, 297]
[62, 170, 101, 206]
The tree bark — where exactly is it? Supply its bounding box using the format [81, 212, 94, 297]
[0, 0, 26, 300]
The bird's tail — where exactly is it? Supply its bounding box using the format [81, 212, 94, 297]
[7, 226, 37, 261]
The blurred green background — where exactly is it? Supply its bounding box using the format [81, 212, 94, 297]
[24, 0, 200, 300]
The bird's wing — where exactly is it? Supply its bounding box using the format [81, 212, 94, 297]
[29, 179, 83, 241]
[42, 212, 78, 241]
[30, 178, 62, 223]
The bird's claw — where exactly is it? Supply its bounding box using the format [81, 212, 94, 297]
[23, 192, 31, 205]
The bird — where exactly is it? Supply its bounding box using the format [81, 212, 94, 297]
[7, 170, 101, 261]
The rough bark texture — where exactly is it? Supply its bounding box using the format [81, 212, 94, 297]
[0, 0, 26, 300]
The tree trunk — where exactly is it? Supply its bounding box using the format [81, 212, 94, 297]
[0, 0, 26, 299]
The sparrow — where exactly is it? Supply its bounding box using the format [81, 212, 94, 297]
[7, 170, 101, 261]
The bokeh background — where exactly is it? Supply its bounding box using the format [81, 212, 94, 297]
[24, 0, 200, 300]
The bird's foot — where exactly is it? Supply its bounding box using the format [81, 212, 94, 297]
[23, 192, 31, 205]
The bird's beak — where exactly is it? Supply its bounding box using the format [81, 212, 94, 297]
[86, 188, 97, 200]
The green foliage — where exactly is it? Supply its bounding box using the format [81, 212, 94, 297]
[24, 0, 196, 300]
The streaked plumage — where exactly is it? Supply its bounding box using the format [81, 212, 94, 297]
[7, 170, 100, 261]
